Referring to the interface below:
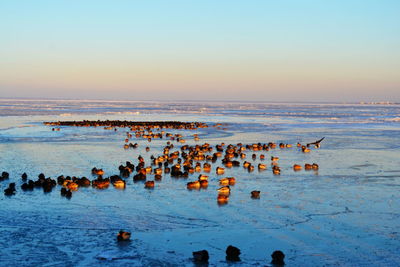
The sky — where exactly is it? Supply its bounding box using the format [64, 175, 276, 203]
[0, 0, 399, 102]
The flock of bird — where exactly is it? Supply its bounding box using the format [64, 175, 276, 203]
[116, 229, 285, 265]
[2, 121, 322, 204]
[2, 120, 325, 265]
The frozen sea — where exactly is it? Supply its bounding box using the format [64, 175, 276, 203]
[0, 99, 399, 267]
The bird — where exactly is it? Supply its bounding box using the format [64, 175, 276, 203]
[117, 230, 131, 241]
[192, 250, 209, 262]
[251, 190, 260, 199]
[217, 186, 230, 194]
[226, 245, 241, 261]
[306, 137, 325, 147]
[271, 250, 285, 265]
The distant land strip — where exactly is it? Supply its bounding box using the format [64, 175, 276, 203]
[43, 120, 208, 129]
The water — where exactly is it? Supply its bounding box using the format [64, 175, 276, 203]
[0, 99, 399, 266]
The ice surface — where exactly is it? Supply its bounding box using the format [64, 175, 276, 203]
[0, 100, 399, 266]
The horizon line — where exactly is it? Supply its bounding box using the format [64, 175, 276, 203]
[0, 96, 398, 106]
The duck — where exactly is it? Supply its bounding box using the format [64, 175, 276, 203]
[219, 178, 230, 186]
[117, 230, 131, 241]
[272, 166, 281, 175]
[216, 167, 225, 175]
[145, 166, 152, 173]
[66, 181, 79, 191]
[226, 245, 241, 261]
[130, 142, 139, 149]
[302, 146, 311, 153]
[199, 180, 208, 188]
[187, 181, 200, 190]
[232, 160, 241, 167]
[203, 163, 211, 172]
[243, 161, 251, 168]
[228, 177, 236, 185]
[76, 177, 91, 187]
[113, 180, 126, 189]
[133, 173, 146, 181]
[293, 164, 302, 171]
[92, 167, 105, 176]
[247, 165, 255, 172]
[0, 171, 9, 181]
[304, 163, 313, 170]
[65, 189, 72, 199]
[4, 183, 16, 196]
[21, 181, 34, 191]
[312, 163, 319, 170]
[217, 186, 230, 194]
[192, 250, 209, 263]
[273, 169, 281, 175]
[61, 187, 67, 196]
[219, 177, 236, 186]
[251, 190, 260, 199]
[224, 161, 233, 168]
[214, 151, 222, 157]
[145, 181, 155, 189]
[92, 177, 110, 189]
[154, 168, 162, 175]
[198, 174, 208, 181]
[217, 194, 229, 204]
[271, 250, 285, 266]
[194, 165, 202, 172]
[42, 178, 56, 192]
[258, 163, 267, 170]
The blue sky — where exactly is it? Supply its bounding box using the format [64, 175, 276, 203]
[0, 0, 399, 102]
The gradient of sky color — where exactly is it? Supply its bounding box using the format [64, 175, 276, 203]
[1, 0, 399, 102]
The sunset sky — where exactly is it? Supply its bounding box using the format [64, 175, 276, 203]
[1, 0, 399, 102]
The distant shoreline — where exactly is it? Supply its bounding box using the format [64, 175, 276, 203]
[0, 97, 398, 106]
